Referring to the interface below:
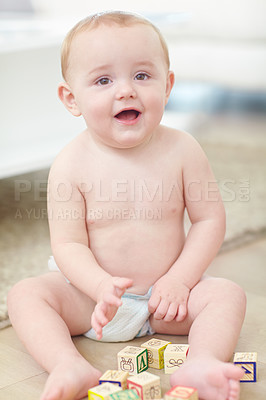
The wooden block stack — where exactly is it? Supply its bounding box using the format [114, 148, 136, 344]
[127, 371, 161, 400]
[164, 386, 198, 400]
[164, 344, 189, 374]
[141, 338, 171, 369]
[117, 346, 148, 375]
[89, 343, 258, 400]
[233, 352, 258, 382]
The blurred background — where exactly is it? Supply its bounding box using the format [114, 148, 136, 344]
[1, 0, 266, 176]
[0, 0, 266, 324]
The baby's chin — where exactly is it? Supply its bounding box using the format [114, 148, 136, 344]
[111, 132, 153, 150]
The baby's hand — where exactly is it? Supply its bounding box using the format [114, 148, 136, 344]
[148, 274, 190, 322]
[91, 276, 133, 340]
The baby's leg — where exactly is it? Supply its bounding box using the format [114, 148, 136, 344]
[149, 277, 246, 400]
[8, 272, 101, 400]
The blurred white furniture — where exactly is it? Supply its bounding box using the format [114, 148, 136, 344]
[163, 0, 266, 90]
[0, 16, 86, 178]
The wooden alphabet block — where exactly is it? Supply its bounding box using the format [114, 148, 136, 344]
[88, 382, 122, 400]
[141, 338, 171, 369]
[233, 352, 258, 382]
[118, 346, 148, 374]
[109, 389, 140, 400]
[99, 370, 129, 389]
[164, 344, 189, 374]
[164, 385, 198, 400]
[127, 371, 161, 400]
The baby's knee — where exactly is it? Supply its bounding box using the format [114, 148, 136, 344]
[7, 278, 32, 316]
[7, 276, 50, 313]
[8, 277, 36, 304]
[209, 278, 246, 312]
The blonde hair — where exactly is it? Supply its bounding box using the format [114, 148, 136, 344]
[61, 10, 170, 81]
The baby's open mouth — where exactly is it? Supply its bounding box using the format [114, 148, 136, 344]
[114, 109, 140, 122]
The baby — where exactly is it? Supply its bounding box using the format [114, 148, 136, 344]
[8, 11, 246, 400]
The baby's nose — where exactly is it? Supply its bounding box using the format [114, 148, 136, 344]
[115, 81, 137, 100]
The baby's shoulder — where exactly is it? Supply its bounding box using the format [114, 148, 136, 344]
[159, 125, 201, 152]
[49, 132, 89, 182]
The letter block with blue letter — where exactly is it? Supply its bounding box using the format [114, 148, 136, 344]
[88, 382, 122, 400]
[99, 370, 129, 390]
[233, 352, 257, 382]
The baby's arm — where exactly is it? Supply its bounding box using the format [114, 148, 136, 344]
[149, 134, 226, 322]
[48, 163, 132, 328]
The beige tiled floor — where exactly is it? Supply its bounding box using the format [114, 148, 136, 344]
[0, 238, 265, 400]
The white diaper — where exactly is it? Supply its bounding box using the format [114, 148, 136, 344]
[85, 289, 155, 342]
[48, 256, 155, 342]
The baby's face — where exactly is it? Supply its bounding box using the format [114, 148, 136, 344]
[67, 23, 174, 149]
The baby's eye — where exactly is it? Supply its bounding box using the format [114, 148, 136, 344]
[96, 77, 111, 85]
[135, 73, 149, 81]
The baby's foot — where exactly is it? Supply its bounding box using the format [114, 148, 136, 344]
[40, 355, 102, 400]
[170, 357, 244, 400]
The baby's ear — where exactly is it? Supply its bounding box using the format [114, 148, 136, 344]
[165, 70, 175, 105]
[58, 82, 81, 117]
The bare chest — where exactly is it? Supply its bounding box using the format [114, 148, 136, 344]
[81, 162, 184, 226]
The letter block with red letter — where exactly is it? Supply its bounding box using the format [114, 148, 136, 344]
[164, 386, 198, 400]
[127, 371, 161, 400]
